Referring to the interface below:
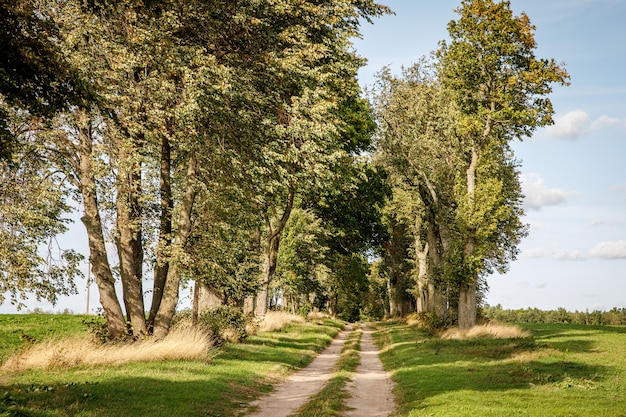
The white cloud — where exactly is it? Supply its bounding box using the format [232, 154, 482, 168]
[590, 115, 620, 130]
[547, 109, 588, 139]
[547, 110, 625, 140]
[590, 218, 621, 227]
[589, 240, 626, 259]
[521, 173, 580, 210]
[523, 248, 552, 259]
[522, 247, 585, 261]
[552, 249, 585, 261]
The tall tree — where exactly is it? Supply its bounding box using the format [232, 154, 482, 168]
[438, 0, 569, 328]
[372, 63, 459, 319]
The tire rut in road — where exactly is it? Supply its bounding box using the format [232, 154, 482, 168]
[344, 325, 396, 416]
[245, 324, 353, 417]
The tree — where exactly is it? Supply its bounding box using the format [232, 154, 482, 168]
[0, 108, 82, 309]
[438, 0, 569, 328]
[372, 63, 459, 319]
[273, 208, 329, 313]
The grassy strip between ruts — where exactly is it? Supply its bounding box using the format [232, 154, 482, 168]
[293, 324, 363, 417]
[0, 315, 345, 417]
[373, 321, 626, 417]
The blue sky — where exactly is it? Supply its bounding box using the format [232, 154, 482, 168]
[2, 0, 624, 314]
[353, 0, 626, 311]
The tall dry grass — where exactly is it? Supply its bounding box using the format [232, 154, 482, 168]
[440, 322, 531, 340]
[258, 311, 305, 332]
[2, 323, 213, 373]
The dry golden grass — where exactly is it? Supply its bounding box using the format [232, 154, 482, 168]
[2, 323, 213, 373]
[440, 322, 531, 340]
[306, 310, 330, 320]
[258, 311, 305, 332]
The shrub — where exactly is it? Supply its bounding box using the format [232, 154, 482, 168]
[198, 306, 250, 345]
[407, 312, 456, 335]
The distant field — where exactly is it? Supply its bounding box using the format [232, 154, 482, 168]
[374, 321, 626, 416]
[3, 315, 625, 416]
[0, 314, 90, 362]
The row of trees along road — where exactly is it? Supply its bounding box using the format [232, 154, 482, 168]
[0, 0, 568, 337]
[372, 0, 568, 328]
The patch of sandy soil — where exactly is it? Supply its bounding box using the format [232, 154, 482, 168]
[344, 325, 396, 416]
[245, 325, 352, 417]
[244, 323, 396, 417]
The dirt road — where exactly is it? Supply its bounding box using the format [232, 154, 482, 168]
[344, 326, 395, 416]
[245, 323, 395, 417]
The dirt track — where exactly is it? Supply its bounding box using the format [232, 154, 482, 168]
[245, 323, 395, 417]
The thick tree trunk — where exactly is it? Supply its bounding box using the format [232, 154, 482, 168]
[77, 113, 126, 339]
[458, 282, 477, 329]
[148, 135, 172, 331]
[192, 281, 224, 324]
[153, 155, 197, 338]
[116, 145, 147, 337]
[425, 227, 447, 317]
[255, 233, 280, 316]
[458, 145, 480, 329]
[243, 295, 255, 314]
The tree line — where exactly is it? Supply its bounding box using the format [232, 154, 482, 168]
[0, 0, 568, 338]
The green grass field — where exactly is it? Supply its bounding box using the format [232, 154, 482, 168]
[0, 314, 344, 417]
[374, 321, 626, 417]
[2, 315, 626, 416]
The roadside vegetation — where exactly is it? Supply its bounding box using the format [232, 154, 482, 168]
[374, 320, 626, 416]
[0, 313, 344, 417]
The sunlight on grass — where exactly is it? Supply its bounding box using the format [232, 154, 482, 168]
[1, 323, 213, 372]
[374, 322, 626, 416]
[258, 311, 305, 332]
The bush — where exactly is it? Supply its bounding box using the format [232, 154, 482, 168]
[198, 306, 250, 346]
[406, 312, 456, 335]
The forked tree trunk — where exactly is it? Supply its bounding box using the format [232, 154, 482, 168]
[77, 112, 126, 339]
[254, 189, 294, 316]
[153, 154, 197, 338]
[115, 144, 147, 337]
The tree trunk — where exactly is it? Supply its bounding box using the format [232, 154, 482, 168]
[458, 282, 477, 329]
[256, 232, 280, 316]
[148, 135, 172, 331]
[255, 188, 294, 316]
[77, 112, 126, 339]
[115, 144, 147, 337]
[192, 281, 224, 324]
[386, 276, 399, 317]
[414, 226, 429, 313]
[425, 227, 447, 317]
[458, 144, 480, 329]
[153, 154, 197, 338]
[243, 295, 255, 314]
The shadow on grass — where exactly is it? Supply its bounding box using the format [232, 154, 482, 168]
[376, 322, 612, 408]
[0, 319, 346, 417]
[1, 373, 267, 417]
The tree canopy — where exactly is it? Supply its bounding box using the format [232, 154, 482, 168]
[1, 0, 568, 333]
